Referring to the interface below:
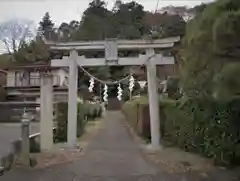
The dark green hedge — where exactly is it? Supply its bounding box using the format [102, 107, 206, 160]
[164, 98, 240, 166]
[122, 97, 174, 141]
[122, 96, 240, 166]
[54, 102, 102, 143]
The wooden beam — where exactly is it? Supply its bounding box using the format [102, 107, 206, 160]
[51, 55, 174, 67]
[46, 37, 180, 51]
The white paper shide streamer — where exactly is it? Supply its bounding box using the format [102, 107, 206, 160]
[129, 75, 135, 92]
[138, 81, 147, 89]
[103, 84, 108, 102]
[88, 77, 95, 92]
[117, 83, 123, 101]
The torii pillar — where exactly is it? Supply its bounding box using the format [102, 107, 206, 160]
[40, 72, 53, 151]
[146, 48, 161, 150]
[67, 50, 78, 147]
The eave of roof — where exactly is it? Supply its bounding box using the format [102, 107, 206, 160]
[0, 69, 7, 74]
[4, 61, 64, 71]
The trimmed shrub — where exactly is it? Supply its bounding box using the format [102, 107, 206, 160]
[54, 102, 68, 142]
[163, 98, 240, 166]
[165, 76, 181, 99]
[122, 96, 169, 140]
[77, 102, 87, 137]
[54, 101, 103, 143]
[122, 96, 240, 166]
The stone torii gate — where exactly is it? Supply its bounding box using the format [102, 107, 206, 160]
[44, 37, 179, 151]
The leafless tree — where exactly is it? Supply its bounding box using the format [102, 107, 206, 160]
[0, 19, 36, 60]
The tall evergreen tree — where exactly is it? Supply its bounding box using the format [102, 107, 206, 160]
[114, 1, 147, 39]
[38, 12, 55, 40]
[75, 0, 113, 40]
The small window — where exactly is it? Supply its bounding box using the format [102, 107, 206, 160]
[15, 71, 30, 86]
[15, 71, 23, 86]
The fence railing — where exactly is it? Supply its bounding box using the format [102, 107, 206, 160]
[0, 102, 40, 122]
[0, 102, 65, 123]
[7, 75, 61, 87]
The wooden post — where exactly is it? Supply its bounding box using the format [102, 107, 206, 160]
[67, 50, 78, 147]
[40, 73, 53, 151]
[146, 48, 161, 150]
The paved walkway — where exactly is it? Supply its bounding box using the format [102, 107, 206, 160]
[1, 112, 235, 181]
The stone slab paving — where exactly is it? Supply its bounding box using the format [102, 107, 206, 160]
[1, 112, 238, 181]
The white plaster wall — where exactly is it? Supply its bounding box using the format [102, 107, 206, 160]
[6, 70, 16, 87]
[53, 69, 68, 87]
[51, 70, 59, 86]
[6, 69, 68, 87]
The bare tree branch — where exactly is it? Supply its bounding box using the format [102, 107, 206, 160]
[12, 38, 17, 53]
[2, 39, 12, 55]
[19, 22, 33, 48]
[0, 19, 35, 59]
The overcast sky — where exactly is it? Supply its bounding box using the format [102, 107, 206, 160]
[0, 0, 214, 26]
[0, 0, 214, 53]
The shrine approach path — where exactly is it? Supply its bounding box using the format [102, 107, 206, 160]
[2, 111, 216, 181]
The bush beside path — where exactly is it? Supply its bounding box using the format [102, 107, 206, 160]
[122, 96, 240, 180]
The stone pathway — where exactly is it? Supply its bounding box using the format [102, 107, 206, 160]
[1, 111, 238, 181]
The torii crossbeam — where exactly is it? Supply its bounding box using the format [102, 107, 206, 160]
[45, 37, 180, 151]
